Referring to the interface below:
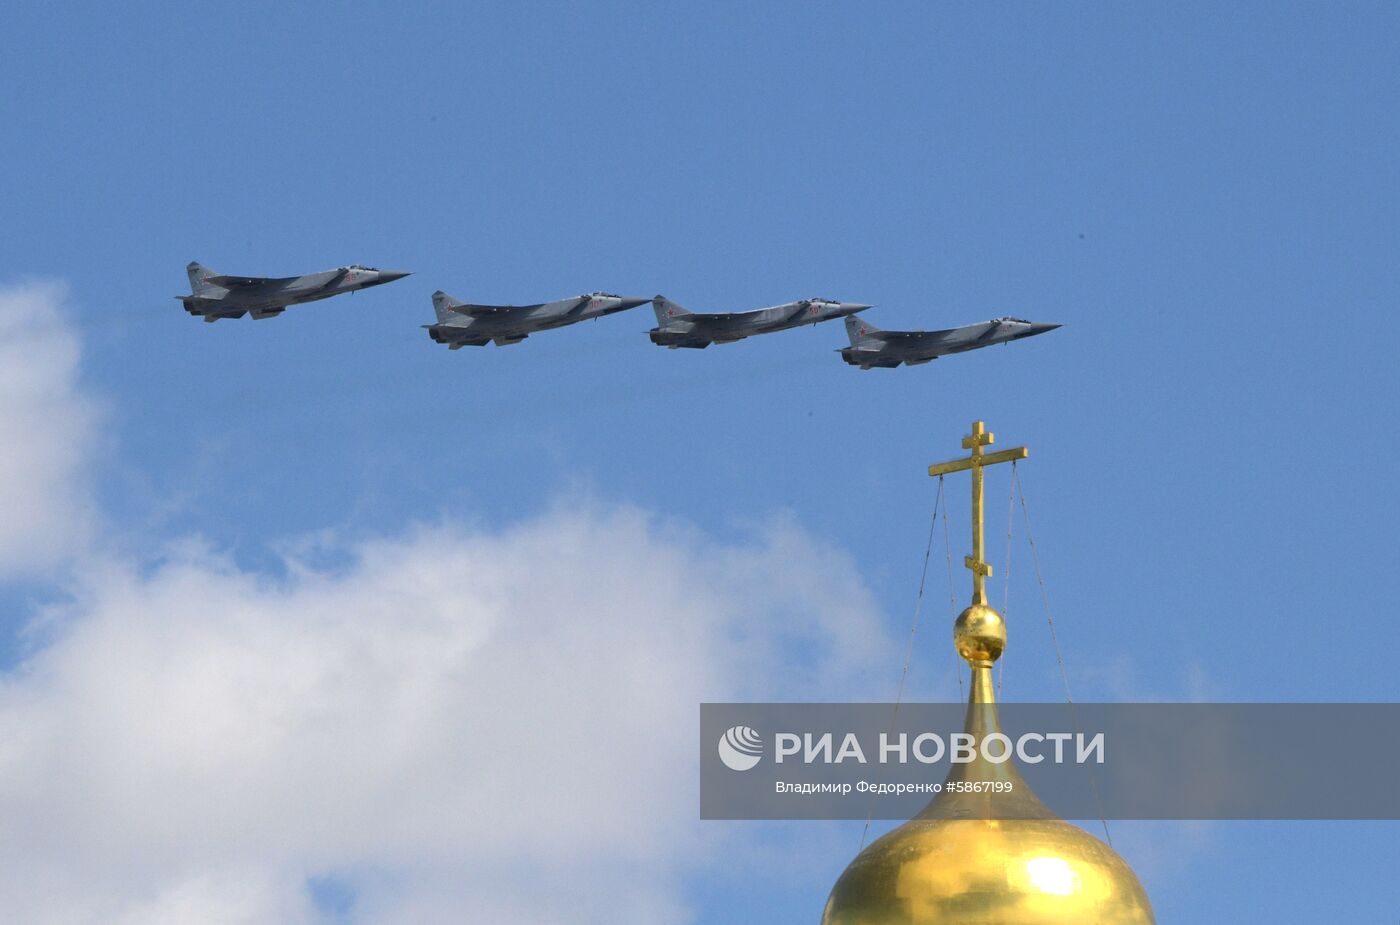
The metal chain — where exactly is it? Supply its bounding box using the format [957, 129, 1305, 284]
[1000, 464, 1015, 694]
[1013, 465, 1113, 846]
[859, 478, 943, 851]
[940, 476, 964, 702]
[1014, 464, 1073, 703]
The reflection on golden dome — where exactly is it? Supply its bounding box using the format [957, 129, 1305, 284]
[822, 815, 1153, 924]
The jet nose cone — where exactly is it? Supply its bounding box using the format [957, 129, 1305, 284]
[842, 303, 873, 314]
[1029, 322, 1062, 335]
[377, 270, 411, 284]
[617, 297, 652, 310]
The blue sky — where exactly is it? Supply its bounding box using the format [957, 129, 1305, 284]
[2, 1, 1398, 922]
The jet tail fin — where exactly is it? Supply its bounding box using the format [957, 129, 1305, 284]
[845, 313, 884, 347]
[652, 295, 691, 326]
[432, 290, 465, 324]
[186, 261, 227, 297]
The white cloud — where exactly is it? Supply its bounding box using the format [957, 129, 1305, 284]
[0, 278, 895, 923]
[0, 281, 98, 574]
[0, 506, 892, 924]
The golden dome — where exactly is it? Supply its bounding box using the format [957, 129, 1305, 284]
[821, 606, 1154, 925]
[820, 814, 1154, 925]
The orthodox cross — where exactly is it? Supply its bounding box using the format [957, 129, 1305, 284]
[927, 421, 1028, 606]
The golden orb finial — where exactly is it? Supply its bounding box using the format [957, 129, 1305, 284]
[954, 602, 1007, 666]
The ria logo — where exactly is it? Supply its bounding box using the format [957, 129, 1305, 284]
[718, 725, 764, 771]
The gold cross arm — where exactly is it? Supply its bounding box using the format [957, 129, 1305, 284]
[927, 446, 1028, 477]
[928, 421, 1028, 606]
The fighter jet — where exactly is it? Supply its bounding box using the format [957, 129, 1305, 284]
[839, 315, 1061, 369]
[178, 261, 410, 322]
[425, 290, 652, 348]
[648, 295, 872, 348]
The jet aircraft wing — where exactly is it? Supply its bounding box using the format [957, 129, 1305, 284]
[880, 328, 952, 340]
[449, 302, 548, 317]
[204, 274, 299, 289]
